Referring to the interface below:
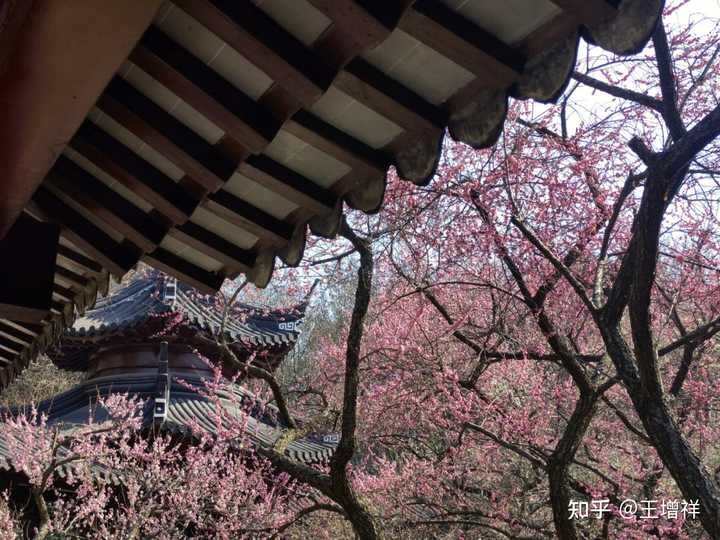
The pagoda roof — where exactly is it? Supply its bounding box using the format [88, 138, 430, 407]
[0, 370, 337, 490]
[1, 372, 335, 468]
[65, 270, 307, 349]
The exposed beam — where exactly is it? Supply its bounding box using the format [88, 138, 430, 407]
[287, 111, 391, 175]
[0, 321, 34, 345]
[398, 1, 524, 87]
[0, 335, 23, 354]
[338, 59, 447, 133]
[309, 0, 416, 69]
[5, 321, 43, 337]
[56, 243, 103, 273]
[173, 0, 334, 105]
[71, 121, 198, 224]
[52, 283, 77, 302]
[99, 77, 236, 192]
[132, 26, 280, 153]
[307, 0, 412, 48]
[55, 266, 91, 290]
[31, 186, 140, 276]
[0, 1, 32, 76]
[241, 155, 337, 216]
[49, 156, 168, 251]
[143, 247, 224, 294]
[171, 221, 257, 271]
[205, 191, 294, 247]
[0, 346, 18, 361]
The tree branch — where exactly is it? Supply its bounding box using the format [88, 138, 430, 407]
[511, 216, 596, 313]
[572, 71, 663, 112]
[652, 21, 686, 140]
[659, 314, 720, 357]
[331, 219, 373, 474]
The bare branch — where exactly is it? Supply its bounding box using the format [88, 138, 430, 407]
[510, 216, 596, 313]
[652, 21, 686, 140]
[572, 71, 663, 112]
[659, 314, 720, 357]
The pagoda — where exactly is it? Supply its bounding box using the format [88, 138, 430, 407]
[1, 270, 335, 468]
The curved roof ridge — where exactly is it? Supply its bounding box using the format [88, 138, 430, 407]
[62, 270, 307, 348]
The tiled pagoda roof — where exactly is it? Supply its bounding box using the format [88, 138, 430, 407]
[66, 270, 307, 348]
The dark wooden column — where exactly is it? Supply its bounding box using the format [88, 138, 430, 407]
[0, 215, 59, 322]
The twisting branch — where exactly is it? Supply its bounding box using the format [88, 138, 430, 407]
[213, 281, 298, 430]
[224, 219, 380, 540]
[470, 194, 592, 395]
[601, 397, 651, 445]
[195, 331, 299, 430]
[661, 101, 720, 175]
[591, 27, 720, 536]
[470, 193, 609, 540]
[332, 219, 373, 474]
[313, 217, 381, 540]
[679, 44, 720, 113]
[422, 287, 482, 354]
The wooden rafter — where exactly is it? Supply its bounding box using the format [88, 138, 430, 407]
[49, 157, 168, 252]
[71, 121, 199, 224]
[171, 221, 256, 271]
[0, 335, 23, 354]
[0, 322, 34, 345]
[98, 77, 235, 192]
[338, 59, 447, 133]
[205, 191, 293, 247]
[143, 248, 223, 294]
[52, 283, 77, 303]
[307, 0, 413, 48]
[56, 243, 103, 274]
[241, 156, 337, 217]
[288, 111, 390, 175]
[307, 1, 404, 76]
[5, 321, 42, 337]
[174, 0, 334, 106]
[399, 1, 525, 87]
[31, 186, 140, 277]
[132, 26, 280, 153]
[0, 350, 17, 364]
[54, 266, 91, 290]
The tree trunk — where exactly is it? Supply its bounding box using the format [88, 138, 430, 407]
[331, 477, 382, 540]
[32, 488, 51, 540]
[548, 393, 598, 540]
[601, 327, 720, 537]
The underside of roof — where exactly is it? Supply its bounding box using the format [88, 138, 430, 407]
[0, 0, 663, 388]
